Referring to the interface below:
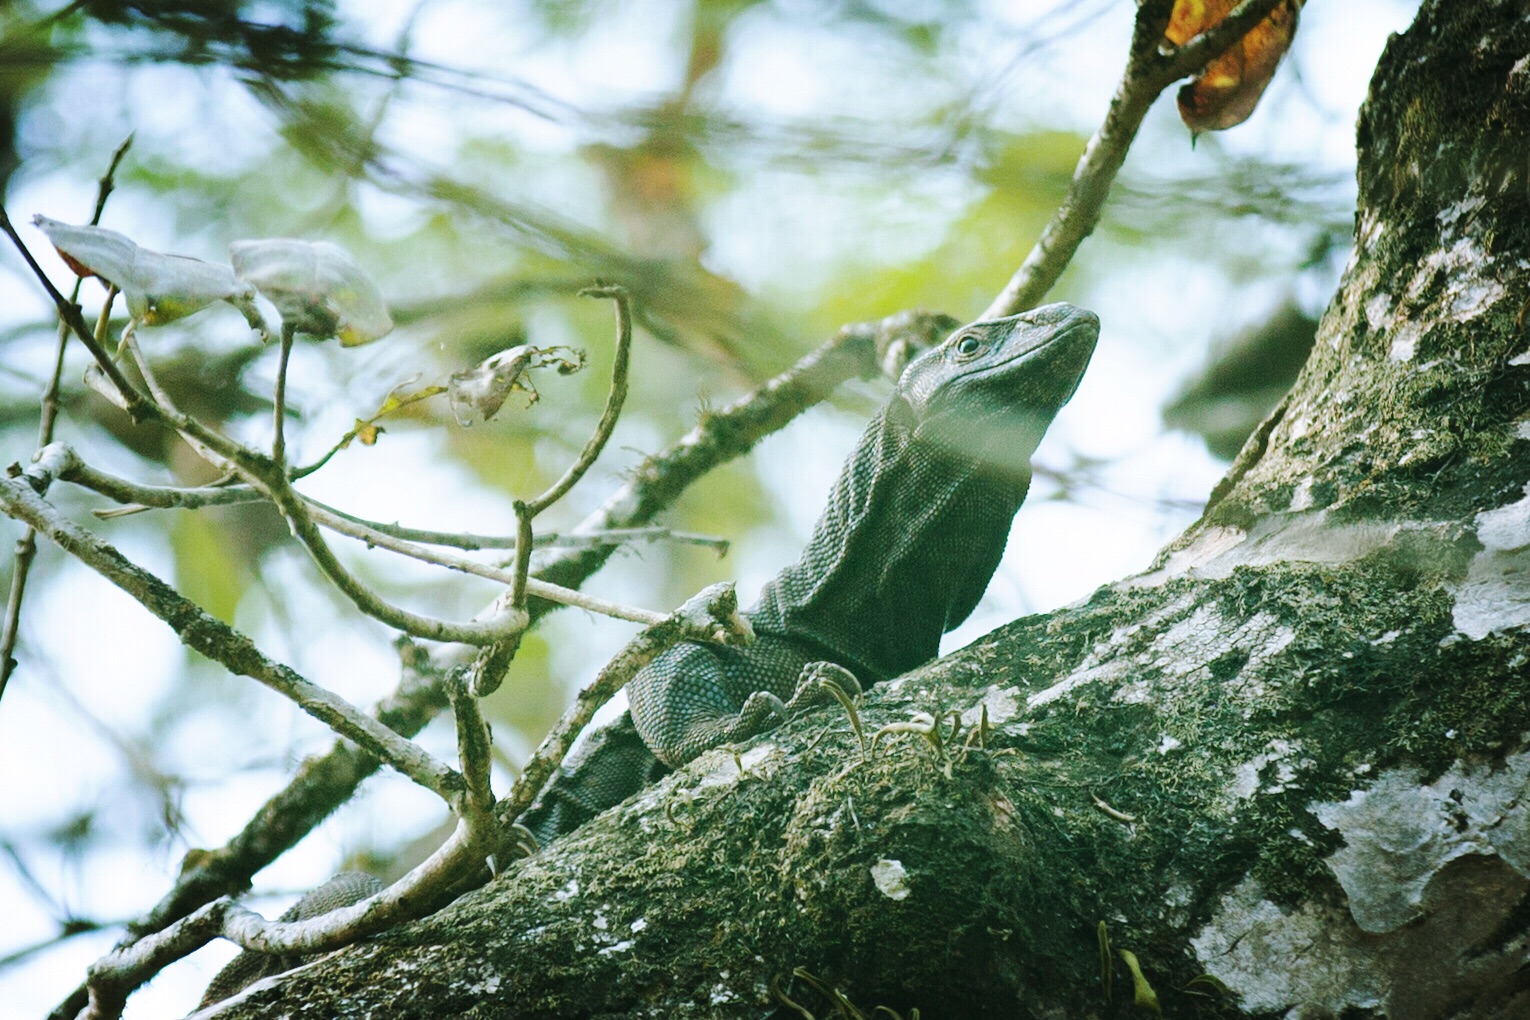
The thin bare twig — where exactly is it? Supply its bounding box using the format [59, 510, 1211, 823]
[272, 322, 296, 467]
[0, 474, 462, 801]
[0, 918, 112, 970]
[535, 526, 728, 554]
[40, 136, 132, 435]
[118, 323, 237, 475]
[291, 381, 446, 480]
[255, 500, 731, 554]
[981, 0, 1288, 319]
[477, 283, 634, 692]
[523, 285, 633, 515]
[297, 496, 664, 625]
[0, 135, 131, 705]
[246, 461, 535, 645]
[48, 449, 671, 625]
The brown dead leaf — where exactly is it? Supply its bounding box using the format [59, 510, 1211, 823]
[1167, 0, 1303, 133]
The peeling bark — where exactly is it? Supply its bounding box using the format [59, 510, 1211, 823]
[198, 3, 1530, 1017]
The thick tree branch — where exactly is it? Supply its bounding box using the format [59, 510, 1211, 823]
[43, 447, 667, 627]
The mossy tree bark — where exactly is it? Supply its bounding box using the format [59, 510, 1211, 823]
[199, 3, 1530, 1017]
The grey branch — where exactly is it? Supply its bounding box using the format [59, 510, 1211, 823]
[0, 474, 461, 801]
[49, 450, 670, 626]
[982, 0, 1288, 319]
[497, 582, 755, 827]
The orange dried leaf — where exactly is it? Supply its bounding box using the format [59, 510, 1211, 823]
[1168, 0, 1303, 133]
[1165, 0, 1236, 46]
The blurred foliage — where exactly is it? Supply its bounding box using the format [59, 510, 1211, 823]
[76, 0, 341, 76]
[1164, 298, 1318, 459]
[0, 0, 1373, 978]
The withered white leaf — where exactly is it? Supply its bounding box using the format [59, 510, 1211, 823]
[230, 238, 393, 346]
[34, 216, 263, 334]
[448, 345, 537, 427]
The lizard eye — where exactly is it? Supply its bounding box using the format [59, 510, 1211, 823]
[954, 334, 984, 359]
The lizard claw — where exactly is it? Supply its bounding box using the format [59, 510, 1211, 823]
[735, 689, 790, 735]
[784, 661, 863, 714]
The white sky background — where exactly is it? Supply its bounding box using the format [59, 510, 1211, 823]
[0, 1, 1418, 1015]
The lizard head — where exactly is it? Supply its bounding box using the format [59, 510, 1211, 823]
[897, 302, 1099, 475]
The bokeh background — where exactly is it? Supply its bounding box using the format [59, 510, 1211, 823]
[0, 1, 1415, 1014]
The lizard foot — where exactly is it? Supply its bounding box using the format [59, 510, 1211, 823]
[654, 690, 788, 767]
[783, 661, 863, 714]
[732, 689, 791, 738]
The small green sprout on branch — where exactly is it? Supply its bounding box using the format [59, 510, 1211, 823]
[1118, 948, 1163, 1017]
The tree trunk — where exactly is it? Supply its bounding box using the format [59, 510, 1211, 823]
[199, 3, 1530, 1017]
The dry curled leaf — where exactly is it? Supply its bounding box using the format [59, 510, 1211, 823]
[34, 216, 264, 333]
[1167, 0, 1303, 133]
[447, 344, 585, 427]
[230, 238, 393, 346]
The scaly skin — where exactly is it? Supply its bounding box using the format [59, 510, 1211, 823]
[524, 303, 1099, 840]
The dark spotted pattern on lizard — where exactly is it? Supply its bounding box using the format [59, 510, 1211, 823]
[523, 303, 1099, 841]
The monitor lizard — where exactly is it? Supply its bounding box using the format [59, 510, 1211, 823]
[523, 302, 1099, 841]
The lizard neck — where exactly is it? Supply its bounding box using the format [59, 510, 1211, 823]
[750, 396, 1028, 682]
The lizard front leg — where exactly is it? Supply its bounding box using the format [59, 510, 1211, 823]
[628, 641, 792, 767]
[629, 643, 864, 768]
